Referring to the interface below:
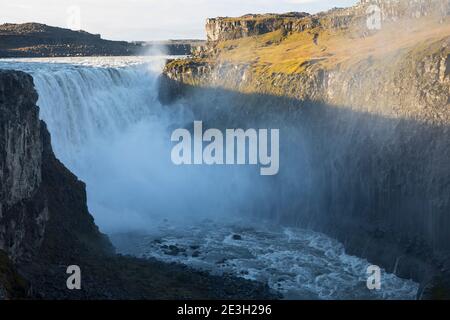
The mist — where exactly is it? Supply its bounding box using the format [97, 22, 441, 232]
[14, 55, 291, 234]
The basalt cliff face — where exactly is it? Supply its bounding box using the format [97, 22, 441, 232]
[0, 23, 140, 57]
[0, 69, 112, 298]
[0, 71, 44, 261]
[161, 0, 450, 299]
[204, 0, 449, 42]
[206, 12, 311, 42]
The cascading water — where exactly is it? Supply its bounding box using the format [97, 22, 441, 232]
[0, 57, 419, 299]
[1, 57, 263, 231]
[33, 66, 157, 163]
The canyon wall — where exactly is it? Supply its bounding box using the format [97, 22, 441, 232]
[205, 0, 450, 42]
[0, 70, 47, 263]
[161, 0, 450, 298]
[0, 69, 112, 298]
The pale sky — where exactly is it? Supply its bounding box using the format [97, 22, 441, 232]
[0, 0, 358, 41]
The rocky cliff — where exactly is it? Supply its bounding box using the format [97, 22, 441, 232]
[204, 0, 449, 43]
[0, 69, 111, 298]
[0, 71, 48, 263]
[206, 12, 311, 41]
[165, 0, 450, 123]
[161, 0, 450, 299]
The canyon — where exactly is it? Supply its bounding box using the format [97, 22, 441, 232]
[161, 0, 450, 298]
[0, 0, 449, 300]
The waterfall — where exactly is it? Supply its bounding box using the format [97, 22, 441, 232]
[32, 65, 160, 166]
[0, 58, 268, 232]
[0, 58, 420, 299]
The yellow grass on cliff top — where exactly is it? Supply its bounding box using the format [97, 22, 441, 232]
[213, 17, 450, 75]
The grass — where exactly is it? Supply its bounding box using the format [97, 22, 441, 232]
[216, 13, 307, 23]
[164, 14, 450, 100]
[205, 16, 450, 76]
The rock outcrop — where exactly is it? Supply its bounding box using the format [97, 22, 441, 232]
[360, 0, 450, 20]
[0, 69, 111, 296]
[0, 71, 47, 262]
[204, 0, 450, 43]
[0, 250, 27, 299]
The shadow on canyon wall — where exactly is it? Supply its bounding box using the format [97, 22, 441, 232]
[159, 76, 450, 294]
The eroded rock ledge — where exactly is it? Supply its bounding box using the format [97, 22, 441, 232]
[204, 0, 449, 42]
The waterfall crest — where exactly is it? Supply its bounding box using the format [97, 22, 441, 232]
[33, 65, 160, 165]
[2, 59, 262, 232]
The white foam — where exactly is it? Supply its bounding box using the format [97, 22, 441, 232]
[111, 220, 419, 300]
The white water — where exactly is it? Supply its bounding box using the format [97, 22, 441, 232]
[0, 57, 419, 299]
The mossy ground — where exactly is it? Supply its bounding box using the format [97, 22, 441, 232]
[217, 17, 449, 73]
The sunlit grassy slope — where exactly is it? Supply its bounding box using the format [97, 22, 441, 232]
[210, 17, 450, 75]
[164, 14, 449, 118]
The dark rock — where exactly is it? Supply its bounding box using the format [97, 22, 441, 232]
[419, 271, 450, 300]
[216, 258, 228, 265]
[166, 245, 181, 256]
[206, 13, 311, 41]
[164, 245, 186, 256]
[205, 1, 449, 42]
[0, 250, 28, 299]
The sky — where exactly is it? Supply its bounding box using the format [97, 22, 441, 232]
[0, 0, 358, 41]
